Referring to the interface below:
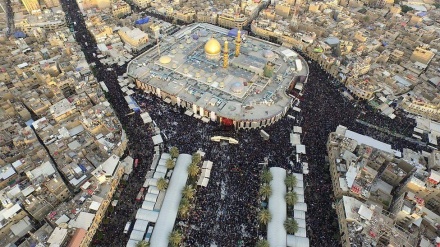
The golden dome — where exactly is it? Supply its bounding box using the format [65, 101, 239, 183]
[204, 38, 221, 55]
[159, 55, 171, 64]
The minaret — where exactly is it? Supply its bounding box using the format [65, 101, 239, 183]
[235, 30, 241, 57]
[223, 41, 229, 68]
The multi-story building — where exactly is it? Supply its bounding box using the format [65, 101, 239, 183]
[335, 196, 418, 247]
[118, 27, 149, 49]
[21, 0, 40, 14]
[132, 0, 151, 9]
[42, 0, 60, 8]
[112, 1, 132, 18]
[275, 1, 290, 18]
[410, 47, 435, 66]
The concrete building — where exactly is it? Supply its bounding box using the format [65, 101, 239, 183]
[21, 0, 40, 14]
[132, 0, 151, 9]
[118, 27, 149, 49]
[112, 1, 132, 18]
[410, 47, 435, 66]
[42, 0, 60, 8]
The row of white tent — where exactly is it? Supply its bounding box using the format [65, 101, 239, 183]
[197, 161, 213, 187]
[267, 168, 309, 247]
[127, 153, 172, 246]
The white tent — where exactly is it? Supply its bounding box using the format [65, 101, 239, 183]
[291, 133, 301, 145]
[201, 178, 209, 187]
[296, 145, 306, 154]
[129, 230, 145, 241]
[133, 219, 149, 232]
[202, 161, 213, 170]
[287, 235, 310, 247]
[267, 167, 287, 247]
[294, 187, 304, 195]
[293, 126, 302, 133]
[197, 176, 209, 187]
[293, 210, 306, 220]
[153, 172, 166, 179]
[152, 134, 163, 145]
[293, 173, 303, 181]
[135, 209, 159, 222]
[155, 165, 167, 174]
[294, 202, 308, 212]
[201, 169, 211, 178]
[142, 201, 155, 210]
[144, 193, 159, 202]
[148, 186, 160, 195]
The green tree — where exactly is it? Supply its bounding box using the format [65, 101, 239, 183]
[168, 230, 183, 247]
[170, 146, 179, 159]
[260, 169, 273, 184]
[284, 218, 299, 234]
[285, 174, 297, 189]
[285, 192, 298, 207]
[258, 209, 272, 225]
[157, 177, 168, 191]
[259, 184, 272, 199]
[192, 152, 201, 164]
[187, 162, 200, 178]
[136, 240, 150, 247]
[255, 239, 269, 247]
[166, 158, 175, 170]
[401, 5, 414, 13]
[182, 185, 196, 201]
[178, 199, 190, 219]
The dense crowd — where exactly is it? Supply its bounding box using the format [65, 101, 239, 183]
[60, 0, 430, 245]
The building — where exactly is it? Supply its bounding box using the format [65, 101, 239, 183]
[127, 23, 309, 129]
[335, 196, 418, 247]
[21, 0, 40, 14]
[410, 47, 435, 66]
[132, 0, 151, 9]
[118, 27, 149, 49]
[112, 1, 132, 18]
[42, 0, 60, 8]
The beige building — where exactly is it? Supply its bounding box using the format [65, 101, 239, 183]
[118, 27, 148, 49]
[275, 2, 290, 18]
[132, 0, 151, 9]
[410, 47, 435, 65]
[218, 11, 248, 29]
[21, 0, 40, 14]
[42, 0, 60, 8]
[174, 7, 196, 23]
[112, 1, 132, 18]
[389, 49, 405, 64]
[196, 11, 218, 24]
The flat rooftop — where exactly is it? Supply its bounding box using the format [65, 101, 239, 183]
[127, 23, 308, 122]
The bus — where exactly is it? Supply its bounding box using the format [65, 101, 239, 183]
[136, 188, 145, 202]
[134, 159, 139, 168]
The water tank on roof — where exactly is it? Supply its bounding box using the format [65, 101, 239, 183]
[135, 17, 150, 25]
[14, 31, 26, 39]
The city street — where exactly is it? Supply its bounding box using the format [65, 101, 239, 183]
[58, 0, 430, 246]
